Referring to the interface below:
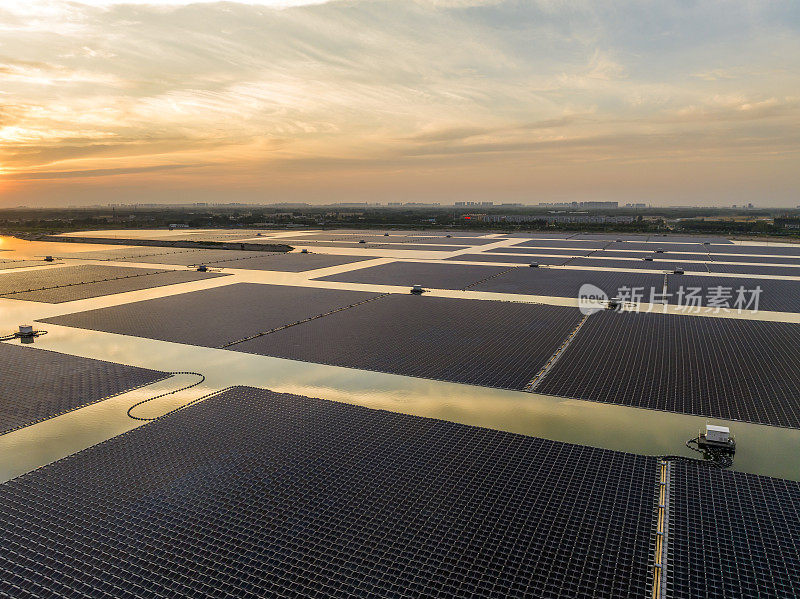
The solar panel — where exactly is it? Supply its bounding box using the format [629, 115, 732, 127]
[470, 267, 665, 299]
[119, 250, 271, 265]
[0, 386, 659, 599]
[0, 265, 164, 296]
[708, 253, 800, 264]
[486, 247, 594, 256]
[0, 260, 54, 270]
[278, 239, 467, 251]
[374, 244, 470, 252]
[0, 344, 166, 434]
[55, 248, 197, 261]
[590, 250, 658, 259]
[706, 263, 800, 277]
[665, 274, 800, 313]
[5, 270, 228, 303]
[537, 310, 800, 428]
[706, 244, 800, 255]
[666, 462, 800, 599]
[447, 254, 571, 265]
[395, 237, 497, 245]
[647, 236, 731, 244]
[210, 253, 376, 271]
[501, 232, 573, 238]
[515, 239, 610, 249]
[604, 242, 706, 252]
[315, 261, 507, 290]
[231, 295, 583, 390]
[42, 283, 382, 348]
[568, 258, 708, 272]
[571, 234, 650, 241]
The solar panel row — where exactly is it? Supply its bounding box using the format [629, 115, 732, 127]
[537, 311, 800, 428]
[231, 295, 583, 390]
[666, 461, 800, 599]
[0, 344, 167, 434]
[6, 270, 228, 303]
[43, 283, 382, 348]
[316, 261, 507, 290]
[0, 387, 659, 599]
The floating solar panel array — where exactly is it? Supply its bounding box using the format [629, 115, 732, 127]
[665, 274, 800, 313]
[118, 249, 271, 265]
[486, 247, 594, 256]
[514, 239, 610, 249]
[209, 253, 376, 272]
[0, 260, 55, 270]
[315, 261, 508, 290]
[231, 295, 583, 390]
[666, 462, 800, 599]
[447, 254, 571, 265]
[537, 311, 800, 428]
[567, 258, 709, 272]
[706, 244, 800, 255]
[469, 267, 665, 299]
[43, 283, 383, 348]
[0, 265, 165, 296]
[0, 387, 659, 599]
[0, 344, 166, 434]
[706, 263, 800, 277]
[54, 247, 198, 261]
[6, 270, 228, 303]
[708, 253, 800, 264]
[603, 242, 709, 252]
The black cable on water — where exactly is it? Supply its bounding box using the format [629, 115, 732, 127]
[126, 372, 207, 421]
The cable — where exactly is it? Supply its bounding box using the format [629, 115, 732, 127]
[126, 372, 207, 421]
[0, 330, 48, 341]
[655, 436, 734, 469]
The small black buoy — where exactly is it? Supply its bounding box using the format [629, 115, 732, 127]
[197, 265, 208, 272]
[529, 262, 539, 268]
[44, 256, 54, 262]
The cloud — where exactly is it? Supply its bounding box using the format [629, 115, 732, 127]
[5, 163, 209, 180]
[0, 0, 798, 205]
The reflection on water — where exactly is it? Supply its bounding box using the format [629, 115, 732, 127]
[0, 235, 798, 483]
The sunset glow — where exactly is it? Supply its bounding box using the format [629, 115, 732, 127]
[1, 0, 799, 206]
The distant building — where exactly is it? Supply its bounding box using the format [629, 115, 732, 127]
[538, 201, 618, 209]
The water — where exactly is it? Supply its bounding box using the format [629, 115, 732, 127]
[1, 235, 798, 482]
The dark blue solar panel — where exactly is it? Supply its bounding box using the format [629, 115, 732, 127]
[0, 344, 166, 434]
[447, 254, 571, 265]
[0, 387, 659, 599]
[537, 310, 800, 428]
[314, 261, 506, 290]
[666, 462, 800, 599]
[231, 295, 583, 390]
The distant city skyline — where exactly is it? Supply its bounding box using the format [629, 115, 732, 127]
[1, 0, 799, 207]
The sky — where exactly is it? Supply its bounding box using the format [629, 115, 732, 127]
[1, 0, 799, 207]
